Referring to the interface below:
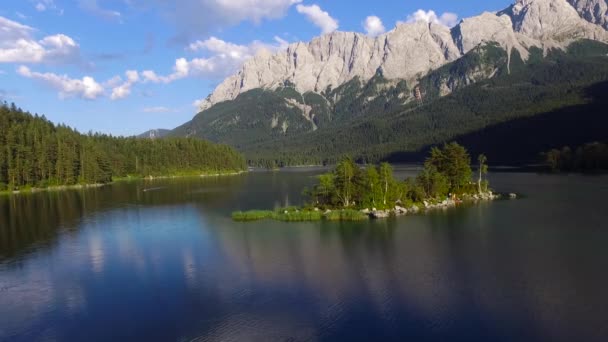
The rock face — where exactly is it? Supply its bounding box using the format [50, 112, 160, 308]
[202, 22, 459, 111]
[505, 0, 608, 41]
[568, 0, 608, 29]
[197, 0, 608, 111]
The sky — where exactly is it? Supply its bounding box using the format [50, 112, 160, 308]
[0, 0, 513, 136]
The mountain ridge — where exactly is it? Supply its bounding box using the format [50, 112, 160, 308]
[168, 0, 608, 165]
[194, 0, 607, 112]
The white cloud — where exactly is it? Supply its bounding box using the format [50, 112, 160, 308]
[145, 36, 288, 84]
[363, 16, 385, 37]
[33, 0, 59, 13]
[17, 65, 104, 100]
[192, 98, 206, 109]
[110, 70, 139, 100]
[273, 36, 290, 50]
[211, 0, 302, 24]
[142, 106, 173, 113]
[0, 16, 81, 64]
[405, 9, 459, 28]
[296, 4, 338, 34]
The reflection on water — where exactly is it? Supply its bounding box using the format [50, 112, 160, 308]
[1, 170, 608, 341]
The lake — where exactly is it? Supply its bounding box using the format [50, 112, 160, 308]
[1, 168, 607, 341]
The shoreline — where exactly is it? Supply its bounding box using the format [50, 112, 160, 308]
[0, 170, 247, 196]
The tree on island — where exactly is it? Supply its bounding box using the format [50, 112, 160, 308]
[379, 162, 394, 206]
[308, 142, 490, 210]
[478, 154, 488, 194]
[364, 166, 380, 207]
[425, 142, 473, 193]
[333, 156, 359, 207]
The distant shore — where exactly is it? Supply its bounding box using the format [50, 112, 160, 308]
[1, 170, 247, 196]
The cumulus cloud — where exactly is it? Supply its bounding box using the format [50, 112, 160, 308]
[0, 16, 81, 64]
[110, 70, 139, 100]
[144, 36, 288, 84]
[296, 4, 339, 34]
[363, 16, 385, 37]
[17, 65, 104, 100]
[405, 9, 459, 27]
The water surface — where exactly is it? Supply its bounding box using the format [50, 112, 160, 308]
[1, 169, 607, 341]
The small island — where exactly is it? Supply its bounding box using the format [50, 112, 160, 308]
[233, 142, 509, 222]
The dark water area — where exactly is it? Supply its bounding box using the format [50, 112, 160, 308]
[1, 168, 607, 341]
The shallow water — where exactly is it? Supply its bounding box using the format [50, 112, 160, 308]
[1, 169, 607, 341]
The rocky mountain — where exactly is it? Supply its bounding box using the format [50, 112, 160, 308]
[196, 0, 607, 111]
[137, 129, 170, 139]
[171, 0, 608, 165]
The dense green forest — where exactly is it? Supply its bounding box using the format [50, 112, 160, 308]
[0, 103, 246, 192]
[543, 142, 608, 172]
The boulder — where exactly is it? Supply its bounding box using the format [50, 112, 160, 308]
[394, 205, 407, 214]
[371, 210, 390, 219]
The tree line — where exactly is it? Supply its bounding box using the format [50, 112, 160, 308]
[306, 142, 489, 209]
[0, 103, 246, 191]
[543, 142, 608, 172]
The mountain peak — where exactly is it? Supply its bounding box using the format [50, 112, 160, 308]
[505, 0, 608, 41]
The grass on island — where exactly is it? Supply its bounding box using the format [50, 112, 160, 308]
[324, 209, 369, 221]
[232, 208, 366, 222]
[232, 209, 323, 222]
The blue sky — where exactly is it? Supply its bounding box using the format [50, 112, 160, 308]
[0, 0, 513, 136]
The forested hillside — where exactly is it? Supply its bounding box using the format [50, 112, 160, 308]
[0, 104, 246, 191]
[239, 40, 608, 166]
